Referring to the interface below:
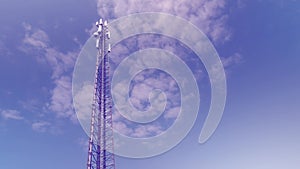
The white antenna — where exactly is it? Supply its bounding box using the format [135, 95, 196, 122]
[108, 43, 111, 53]
[106, 31, 111, 39]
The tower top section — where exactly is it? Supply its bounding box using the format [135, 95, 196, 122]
[93, 18, 111, 52]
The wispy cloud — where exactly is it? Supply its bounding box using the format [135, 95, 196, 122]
[0, 109, 62, 134]
[18, 99, 43, 114]
[131, 124, 163, 138]
[31, 121, 51, 133]
[31, 121, 63, 135]
[23, 29, 48, 48]
[77, 137, 89, 151]
[113, 119, 163, 138]
[221, 52, 243, 77]
[0, 109, 64, 134]
[222, 52, 243, 68]
[0, 109, 24, 120]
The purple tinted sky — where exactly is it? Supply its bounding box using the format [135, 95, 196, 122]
[0, 0, 300, 169]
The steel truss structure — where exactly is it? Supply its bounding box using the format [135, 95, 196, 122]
[87, 18, 115, 169]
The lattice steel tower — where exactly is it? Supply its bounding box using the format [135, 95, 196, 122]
[87, 18, 115, 169]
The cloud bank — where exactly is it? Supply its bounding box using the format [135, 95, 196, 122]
[21, 23, 78, 123]
[97, 0, 230, 43]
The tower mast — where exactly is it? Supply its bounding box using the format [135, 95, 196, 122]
[87, 18, 115, 169]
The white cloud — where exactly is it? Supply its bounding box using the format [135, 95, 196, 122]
[0, 109, 62, 134]
[131, 125, 149, 137]
[131, 124, 163, 138]
[21, 23, 78, 123]
[77, 137, 89, 151]
[23, 29, 49, 49]
[21, 23, 77, 78]
[31, 121, 51, 133]
[31, 121, 63, 135]
[113, 120, 164, 138]
[48, 76, 77, 122]
[219, 52, 243, 78]
[164, 106, 180, 119]
[97, 0, 230, 43]
[208, 52, 243, 84]
[44, 49, 77, 79]
[114, 121, 134, 135]
[1, 109, 24, 120]
[221, 52, 243, 68]
[130, 83, 153, 110]
[110, 68, 180, 138]
[18, 99, 42, 114]
[72, 83, 96, 135]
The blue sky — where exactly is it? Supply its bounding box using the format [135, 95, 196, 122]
[0, 0, 300, 169]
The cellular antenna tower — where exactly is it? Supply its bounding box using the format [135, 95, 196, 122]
[87, 18, 115, 169]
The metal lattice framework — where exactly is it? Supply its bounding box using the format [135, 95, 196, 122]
[87, 19, 115, 169]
